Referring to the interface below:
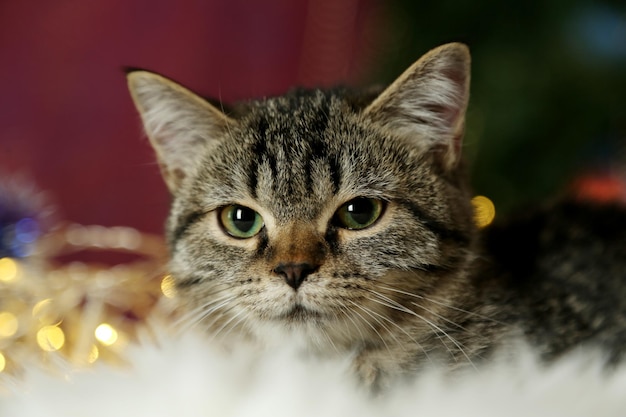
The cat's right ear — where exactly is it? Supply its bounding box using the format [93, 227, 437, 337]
[126, 70, 235, 193]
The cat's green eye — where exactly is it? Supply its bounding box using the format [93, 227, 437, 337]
[219, 205, 264, 238]
[334, 198, 384, 230]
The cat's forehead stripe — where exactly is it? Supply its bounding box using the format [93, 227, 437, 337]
[247, 119, 269, 199]
[245, 91, 343, 205]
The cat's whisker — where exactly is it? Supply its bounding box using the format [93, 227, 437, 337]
[365, 291, 475, 368]
[179, 295, 238, 332]
[176, 292, 234, 324]
[173, 286, 233, 323]
[377, 284, 504, 325]
[364, 293, 455, 360]
[404, 297, 486, 362]
[407, 303, 476, 368]
[316, 325, 340, 354]
[358, 292, 431, 355]
[344, 301, 392, 354]
[369, 287, 473, 335]
[174, 296, 225, 329]
[215, 308, 252, 341]
[347, 299, 434, 362]
[209, 306, 248, 342]
[335, 302, 367, 345]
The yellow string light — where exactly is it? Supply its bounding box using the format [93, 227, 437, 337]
[161, 275, 177, 298]
[0, 312, 19, 338]
[0, 258, 18, 282]
[95, 323, 118, 346]
[36, 325, 65, 352]
[471, 195, 496, 228]
[0, 223, 168, 378]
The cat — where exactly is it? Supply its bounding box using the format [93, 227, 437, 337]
[126, 43, 626, 389]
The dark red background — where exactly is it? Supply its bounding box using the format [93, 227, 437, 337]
[0, 0, 380, 234]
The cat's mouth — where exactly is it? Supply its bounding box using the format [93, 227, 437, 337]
[276, 304, 322, 322]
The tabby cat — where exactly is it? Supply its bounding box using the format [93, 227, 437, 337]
[127, 43, 626, 388]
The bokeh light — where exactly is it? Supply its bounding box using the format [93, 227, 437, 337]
[472, 195, 496, 228]
[31, 298, 61, 325]
[36, 325, 65, 351]
[95, 323, 118, 346]
[0, 311, 19, 338]
[161, 275, 177, 298]
[15, 218, 40, 244]
[0, 352, 6, 372]
[0, 258, 19, 282]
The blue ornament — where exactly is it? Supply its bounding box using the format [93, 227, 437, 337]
[0, 178, 46, 258]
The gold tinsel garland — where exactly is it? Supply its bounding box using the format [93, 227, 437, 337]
[0, 223, 173, 383]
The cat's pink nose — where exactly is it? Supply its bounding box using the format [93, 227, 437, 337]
[273, 263, 319, 290]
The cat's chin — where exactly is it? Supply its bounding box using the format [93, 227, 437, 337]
[247, 306, 340, 353]
[274, 303, 324, 323]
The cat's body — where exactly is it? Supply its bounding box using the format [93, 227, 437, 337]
[484, 202, 626, 363]
[127, 43, 626, 388]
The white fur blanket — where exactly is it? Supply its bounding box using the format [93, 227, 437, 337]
[2, 332, 625, 417]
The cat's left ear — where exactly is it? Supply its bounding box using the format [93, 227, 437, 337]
[127, 70, 236, 193]
[364, 43, 470, 170]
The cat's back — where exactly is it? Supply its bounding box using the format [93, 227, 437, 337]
[483, 201, 626, 360]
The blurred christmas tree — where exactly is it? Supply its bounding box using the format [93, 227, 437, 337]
[374, 0, 626, 213]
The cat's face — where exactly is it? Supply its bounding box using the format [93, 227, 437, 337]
[128, 43, 476, 351]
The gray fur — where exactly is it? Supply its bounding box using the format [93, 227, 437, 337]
[127, 43, 626, 389]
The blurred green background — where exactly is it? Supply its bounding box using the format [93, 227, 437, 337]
[376, 0, 626, 212]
